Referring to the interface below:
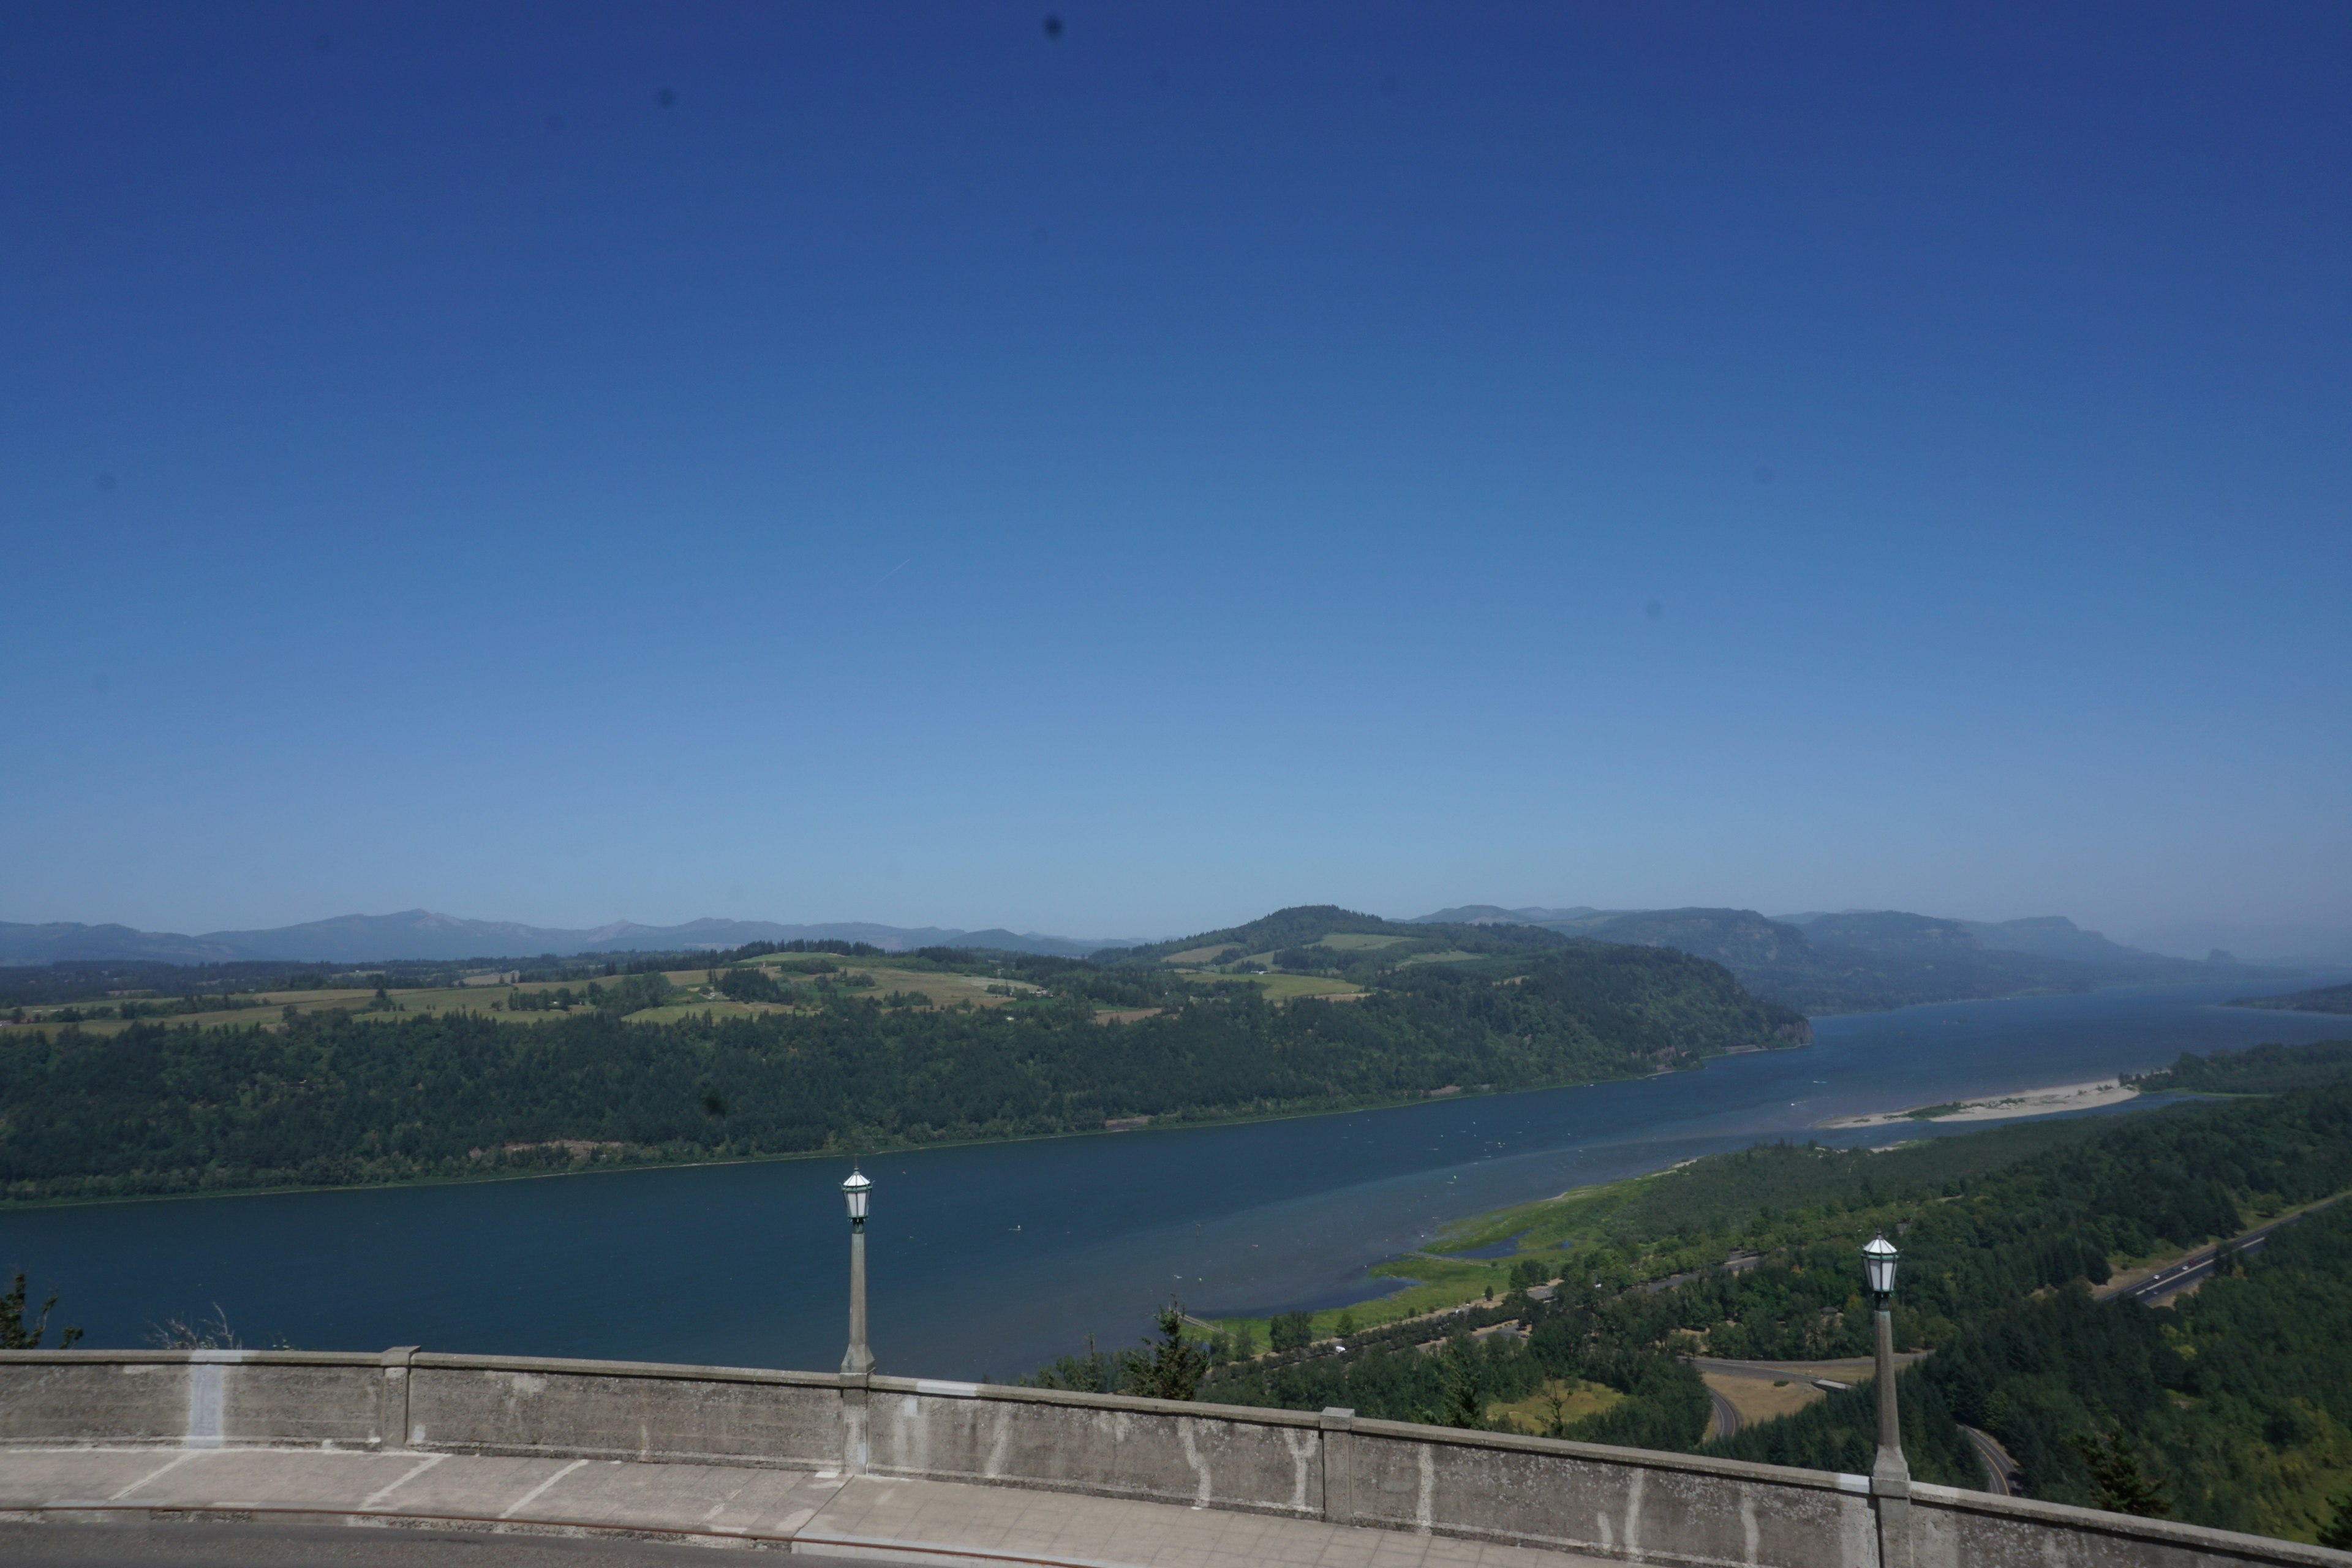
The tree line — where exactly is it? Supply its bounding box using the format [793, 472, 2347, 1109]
[0, 941, 1800, 1204]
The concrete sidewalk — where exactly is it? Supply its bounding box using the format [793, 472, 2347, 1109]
[0, 1447, 1617, 1568]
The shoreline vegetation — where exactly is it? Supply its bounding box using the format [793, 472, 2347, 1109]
[0, 907, 1807, 1208]
[2231, 981, 2352, 1017]
[1030, 1036, 2352, 1547]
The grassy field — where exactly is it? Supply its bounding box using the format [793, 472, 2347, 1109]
[1164, 943, 1242, 965]
[1202, 1243, 1558, 1351]
[1162, 967, 1364, 1002]
[1196, 1162, 1735, 1352]
[1485, 1378, 1624, 1435]
[1238, 971, 1365, 1001]
[738, 953, 1041, 1008]
[1, 954, 1055, 1039]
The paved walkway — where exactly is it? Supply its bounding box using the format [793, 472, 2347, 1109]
[0, 1447, 1616, 1568]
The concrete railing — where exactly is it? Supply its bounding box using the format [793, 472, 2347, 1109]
[1, 1348, 2336, 1568]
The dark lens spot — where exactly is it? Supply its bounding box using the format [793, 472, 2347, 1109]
[656, 87, 677, 107]
[97, 472, 118, 492]
[1043, 13, 1064, 38]
[1645, 600, 1665, 620]
[1754, 466, 1775, 484]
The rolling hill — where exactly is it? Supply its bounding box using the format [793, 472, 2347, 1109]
[0, 905, 1807, 1204]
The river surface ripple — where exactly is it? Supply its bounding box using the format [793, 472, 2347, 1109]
[2, 976, 2345, 1378]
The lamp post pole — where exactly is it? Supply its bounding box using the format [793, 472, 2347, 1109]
[842, 1166, 874, 1376]
[1863, 1233, 1910, 1568]
[839, 1165, 875, 1479]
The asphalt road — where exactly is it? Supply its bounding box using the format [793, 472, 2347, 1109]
[1706, 1384, 1743, 1440]
[1959, 1426, 2022, 1497]
[2120, 1233, 2269, 1303]
[2106, 1191, 2349, 1306]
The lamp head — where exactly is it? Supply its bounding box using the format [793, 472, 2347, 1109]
[843, 1165, 872, 1224]
[1863, 1232, 1899, 1298]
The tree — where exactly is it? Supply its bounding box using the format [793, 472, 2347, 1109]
[1540, 1377, 1576, 1436]
[1436, 1336, 1486, 1430]
[1, 1273, 83, 1349]
[1270, 1310, 1314, 1353]
[2069, 1428, 2170, 1518]
[2320, 1494, 2352, 1551]
[1129, 1300, 1208, 1401]
[1025, 1335, 1115, 1394]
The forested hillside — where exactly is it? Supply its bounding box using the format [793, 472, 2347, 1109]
[1034, 1039, 2352, 1545]
[0, 912, 1802, 1204]
[1411, 904, 2268, 1014]
[1583, 908, 2252, 1014]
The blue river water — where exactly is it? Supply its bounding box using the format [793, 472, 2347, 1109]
[2, 976, 2345, 1379]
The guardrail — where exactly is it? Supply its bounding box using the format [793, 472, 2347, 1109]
[2, 1348, 2337, 1568]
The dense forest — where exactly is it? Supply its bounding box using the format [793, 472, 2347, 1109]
[0, 913, 1802, 1204]
[2233, 982, 2352, 1017]
[1028, 1040, 2352, 1544]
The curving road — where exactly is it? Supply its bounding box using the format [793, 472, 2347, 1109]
[1960, 1425, 2023, 1497]
[1706, 1385, 1743, 1441]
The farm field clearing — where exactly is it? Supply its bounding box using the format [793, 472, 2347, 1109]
[1485, 1378, 1625, 1435]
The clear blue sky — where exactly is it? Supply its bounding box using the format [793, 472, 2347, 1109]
[5, 2, 2348, 946]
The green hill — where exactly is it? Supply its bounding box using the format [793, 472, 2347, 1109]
[0, 909, 1805, 1205]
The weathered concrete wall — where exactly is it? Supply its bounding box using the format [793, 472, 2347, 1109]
[406, 1353, 838, 1469]
[862, 1374, 1325, 1515]
[1909, 1483, 2340, 1568]
[2, 1349, 2340, 1568]
[1344, 1419, 1879, 1566]
[0, 1349, 392, 1450]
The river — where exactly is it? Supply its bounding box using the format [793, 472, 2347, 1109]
[2, 976, 2345, 1378]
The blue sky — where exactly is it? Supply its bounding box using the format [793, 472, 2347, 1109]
[5, 2, 2348, 946]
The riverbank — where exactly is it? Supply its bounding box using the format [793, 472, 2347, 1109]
[1197, 1073, 2173, 1352]
[7, 976, 2343, 1376]
[0, 1050, 1758, 1212]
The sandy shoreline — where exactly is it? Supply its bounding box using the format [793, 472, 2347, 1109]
[1819, 1077, 2138, 1129]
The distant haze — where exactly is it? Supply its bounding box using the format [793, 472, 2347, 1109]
[10, 902, 2348, 972]
[0, 911, 1145, 967]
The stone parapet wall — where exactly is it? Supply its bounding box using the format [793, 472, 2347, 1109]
[2, 1348, 2338, 1568]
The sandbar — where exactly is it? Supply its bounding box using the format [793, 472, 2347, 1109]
[1820, 1077, 2138, 1129]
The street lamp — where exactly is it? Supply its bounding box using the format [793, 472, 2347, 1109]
[1863, 1233, 1910, 1568]
[1864, 1232, 1899, 1302]
[842, 1166, 874, 1376]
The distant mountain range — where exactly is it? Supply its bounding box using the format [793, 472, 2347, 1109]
[0, 911, 1142, 966]
[2, 900, 2313, 1014]
[1404, 905, 2280, 1014]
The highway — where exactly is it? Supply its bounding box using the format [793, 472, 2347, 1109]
[2117, 1232, 2269, 1303]
[2103, 1193, 2349, 1306]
